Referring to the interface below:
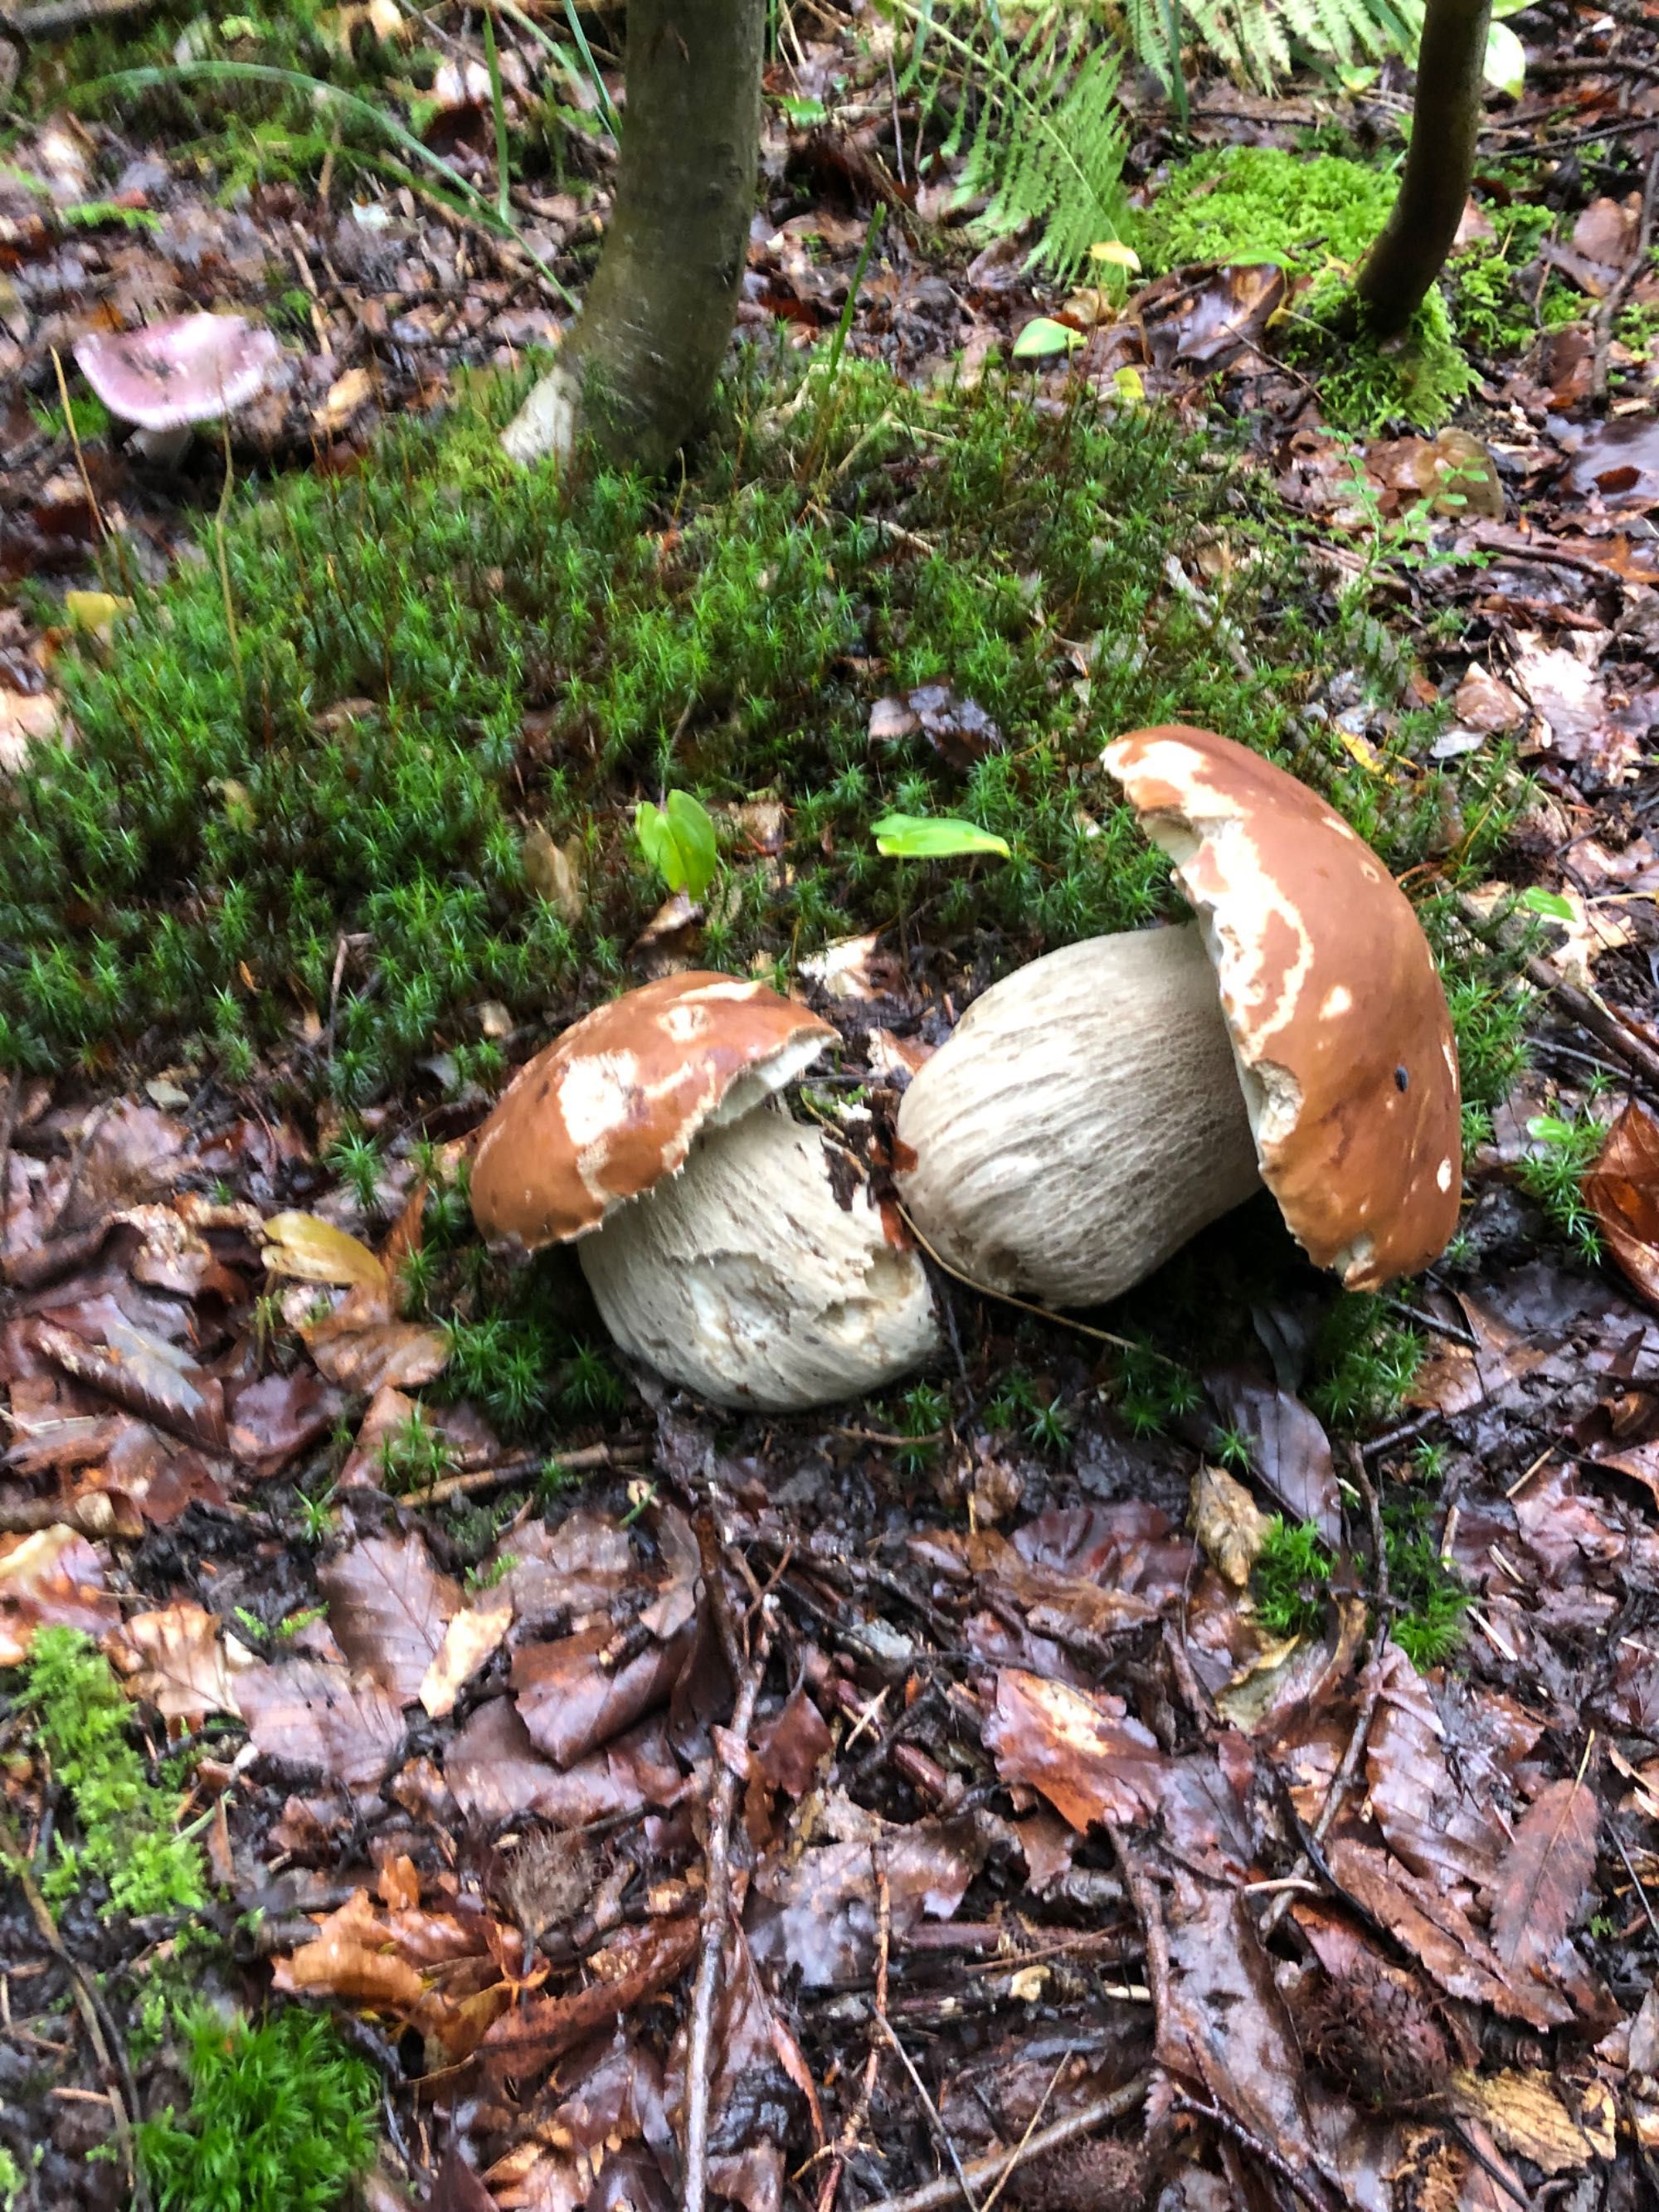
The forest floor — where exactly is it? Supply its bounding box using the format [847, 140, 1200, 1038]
[3, 5, 1659, 2211]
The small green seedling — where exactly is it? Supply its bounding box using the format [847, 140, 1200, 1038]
[635, 790, 718, 901]
[871, 814, 1010, 860]
[1518, 887, 1574, 922]
[1012, 316, 1086, 362]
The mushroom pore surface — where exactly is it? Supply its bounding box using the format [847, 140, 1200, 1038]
[895, 926, 1261, 1306]
[578, 1104, 939, 1411]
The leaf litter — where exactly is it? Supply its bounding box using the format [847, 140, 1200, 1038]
[2, 5, 1659, 2209]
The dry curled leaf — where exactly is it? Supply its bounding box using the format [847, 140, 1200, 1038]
[1190, 1462, 1270, 1587]
[1585, 1101, 1659, 1306]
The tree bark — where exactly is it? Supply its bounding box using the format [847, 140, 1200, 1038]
[1353, 0, 1492, 337]
[503, 0, 763, 472]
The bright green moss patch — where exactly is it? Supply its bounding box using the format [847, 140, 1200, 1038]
[18, 1627, 207, 1918]
[1139, 145, 1481, 430]
[138, 2006, 377, 2212]
[3, 353, 1520, 1102]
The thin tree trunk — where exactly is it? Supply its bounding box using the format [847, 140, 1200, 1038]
[503, 0, 763, 471]
[1354, 0, 1492, 337]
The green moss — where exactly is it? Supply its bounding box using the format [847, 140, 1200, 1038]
[1139, 145, 1478, 430]
[1253, 1516, 1333, 1638]
[1384, 1495, 1472, 1669]
[0, 2148, 20, 2211]
[1306, 1293, 1422, 1431]
[137, 2005, 377, 2212]
[18, 1627, 206, 1918]
[1, 351, 1516, 1096]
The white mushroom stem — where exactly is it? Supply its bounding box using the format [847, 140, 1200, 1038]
[579, 1104, 939, 1412]
[895, 925, 1262, 1308]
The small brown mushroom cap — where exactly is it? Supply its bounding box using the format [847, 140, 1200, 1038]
[469, 972, 838, 1247]
[1100, 725, 1460, 1288]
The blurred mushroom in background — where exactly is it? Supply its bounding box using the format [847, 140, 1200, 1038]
[73, 314, 282, 464]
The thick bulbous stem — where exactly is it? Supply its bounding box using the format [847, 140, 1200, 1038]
[895, 926, 1262, 1308]
[580, 1105, 939, 1411]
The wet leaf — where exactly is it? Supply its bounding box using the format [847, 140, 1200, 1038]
[751, 1687, 834, 1797]
[983, 1667, 1167, 1833]
[262, 1210, 389, 1293]
[1452, 2069, 1610, 2173]
[271, 1886, 426, 2014]
[443, 1696, 683, 1825]
[1206, 1369, 1340, 1544]
[1364, 1643, 1507, 1890]
[421, 1596, 513, 1719]
[1487, 1775, 1598, 1990]
[522, 822, 586, 921]
[1585, 1101, 1659, 1305]
[319, 1531, 461, 1705]
[747, 1822, 985, 1986]
[236, 1660, 406, 1794]
[104, 1599, 255, 1720]
[512, 1621, 693, 1767]
[0, 1526, 118, 1665]
[32, 1316, 227, 1451]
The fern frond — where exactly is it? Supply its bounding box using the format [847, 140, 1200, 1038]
[954, 13, 1131, 286]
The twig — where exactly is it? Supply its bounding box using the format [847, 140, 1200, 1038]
[682, 1548, 774, 2212]
[1167, 2098, 1332, 2212]
[1525, 955, 1659, 1093]
[814, 1866, 891, 2212]
[402, 1439, 649, 1506]
[861, 2078, 1151, 2212]
[894, 1202, 1147, 1356]
[875, 2014, 978, 2212]
[1261, 1449, 1390, 1939]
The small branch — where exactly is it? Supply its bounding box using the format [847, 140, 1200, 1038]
[1525, 955, 1659, 1095]
[1167, 2098, 1332, 2212]
[401, 1439, 648, 1506]
[1596, 151, 1659, 403]
[862, 2079, 1151, 2212]
[682, 1553, 774, 2212]
[875, 2013, 979, 2212]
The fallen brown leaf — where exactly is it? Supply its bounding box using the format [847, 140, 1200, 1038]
[104, 1599, 255, 1720]
[0, 1525, 119, 1663]
[983, 1667, 1167, 1833]
[319, 1530, 461, 1705]
[421, 1596, 513, 1719]
[1585, 1100, 1659, 1307]
[236, 1659, 406, 1794]
[1487, 1774, 1598, 1997]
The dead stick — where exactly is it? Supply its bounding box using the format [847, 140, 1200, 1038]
[1168, 2098, 1335, 2212]
[682, 1558, 774, 2212]
[875, 2011, 979, 2212]
[862, 2079, 1151, 2212]
[403, 1439, 648, 1507]
[1525, 955, 1659, 1094]
[1593, 148, 1659, 402]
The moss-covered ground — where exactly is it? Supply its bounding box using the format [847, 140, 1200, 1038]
[5, 352, 1522, 1103]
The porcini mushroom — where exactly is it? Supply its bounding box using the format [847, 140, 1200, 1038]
[896, 725, 1460, 1304]
[469, 973, 938, 1411]
[73, 314, 280, 462]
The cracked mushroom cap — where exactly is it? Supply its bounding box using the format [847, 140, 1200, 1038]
[1100, 726, 1460, 1288]
[469, 972, 839, 1247]
[73, 314, 280, 432]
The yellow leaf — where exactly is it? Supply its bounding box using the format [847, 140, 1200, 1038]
[1112, 366, 1146, 407]
[65, 591, 134, 638]
[1088, 241, 1141, 271]
[1337, 730, 1389, 775]
[262, 1212, 388, 1294]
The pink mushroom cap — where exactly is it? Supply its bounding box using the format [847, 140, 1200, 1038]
[72, 314, 281, 432]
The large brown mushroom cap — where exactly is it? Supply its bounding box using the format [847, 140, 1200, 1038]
[470, 973, 838, 1248]
[1100, 726, 1460, 1289]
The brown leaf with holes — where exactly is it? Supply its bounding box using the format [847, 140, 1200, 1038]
[103, 1599, 256, 1721]
[319, 1530, 461, 1705]
[32, 1317, 227, 1450]
[1487, 1775, 1598, 1999]
[1585, 1101, 1659, 1307]
[982, 1667, 1167, 1833]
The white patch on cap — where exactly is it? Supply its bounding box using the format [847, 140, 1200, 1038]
[663, 1003, 711, 1042]
[559, 1050, 640, 1147]
[687, 978, 761, 1003]
[1437, 1157, 1453, 1193]
[1442, 1039, 1457, 1082]
[1321, 985, 1352, 1018]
